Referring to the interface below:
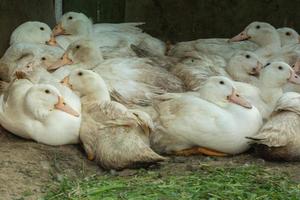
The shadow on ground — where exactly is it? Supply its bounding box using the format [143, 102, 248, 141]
[0, 126, 300, 200]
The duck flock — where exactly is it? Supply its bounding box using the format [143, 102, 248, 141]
[1, 12, 300, 170]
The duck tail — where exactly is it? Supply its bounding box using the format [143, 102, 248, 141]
[94, 132, 166, 170]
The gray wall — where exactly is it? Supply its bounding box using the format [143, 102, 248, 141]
[0, 0, 55, 56]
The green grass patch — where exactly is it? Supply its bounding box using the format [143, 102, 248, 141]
[43, 165, 300, 200]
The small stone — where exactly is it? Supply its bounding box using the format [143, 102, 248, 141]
[117, 169, 137, 177]
[109, 169, 117, 176]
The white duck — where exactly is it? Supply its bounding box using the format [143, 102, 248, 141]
[10, 21, 57, 46]
[93, 22, 144, 34]
[62, 69, 165, 169]
[229, 22, 300, 67]
[169, 51, 262, 90]
[0, 78, 80, 145]
[49, 39, 183, 105]
[52, 12, 166, 56]
[0, 43, 64, 81]
[150, 76, 262, 156]
[0, 21, 66, 81]
[248, 92, 300, 162]
[167, 35, 258, 60]
[277, 27, 300, 47]
[234, 61, 300, 119]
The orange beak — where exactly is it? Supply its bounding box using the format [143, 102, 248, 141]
[48, 53, 73, 71]
[46, 34, 57, 46]
[14, 71, 27, 79]
[292, 59, 300, 74]
[288, 69, 300, 84]
[54, 96, 79, 117]
[248, 61, 262, 76]
[227, 89, 252, 109]
[228, 30, 251, 42]
[52, 23, 68, 36]
[60, 76, 72, 89]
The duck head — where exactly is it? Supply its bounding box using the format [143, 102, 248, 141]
[61, 69, 110, 102]
[53, 12, 93, 37]
[260, 61, 300, 87]
[227, 51, 263, 81]
[229, 22, 280, 47]
[13, 62, 35, 80]
[48, 39, 103, 71]
[199, 76, 252, 109]
[10, 21, 57, 46]
[25, 84, 79, 120]
[277, 27, 300, 47]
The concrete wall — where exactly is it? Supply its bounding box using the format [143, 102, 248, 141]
[0, 0, 55, 56]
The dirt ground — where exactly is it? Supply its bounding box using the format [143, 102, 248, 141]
[1, 126, 300, 200]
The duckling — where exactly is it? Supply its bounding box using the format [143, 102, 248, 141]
[248, 92, 300, 161]
[62, 69, 165, 170]
[150, 76, 262, 156]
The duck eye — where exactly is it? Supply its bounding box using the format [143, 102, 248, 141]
[40, 27, 44, 31]
[26, 65, 30, 68]
[286, 32, 291, 36]
[219, 81, 225, 85]
[278, 66, 283, 70]
[191, 59, 194, 62]
[256, 25, 260, 29]
[41, 57, 46, 61]
[45, 89, 50, 94]
[245, 54, 251, 59]
[236, 94, 240, 97]
[76, 45, 80, 49]
[68, 16, 73, 20]
[78, 72, 83, 76]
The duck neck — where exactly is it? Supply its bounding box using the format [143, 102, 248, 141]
[254, 33, 281, 58]
[257, 78, 283, 106]
[81, 79, 111, 105]
[226, 62, 255, 83]
[198, 87, 229, 108]
[73, 21, 93, 38]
